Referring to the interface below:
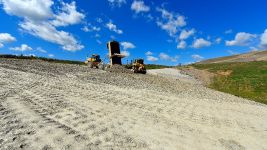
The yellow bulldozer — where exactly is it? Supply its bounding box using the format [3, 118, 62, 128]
[131, 59, 146, 74]
[85, 54, 102, 68]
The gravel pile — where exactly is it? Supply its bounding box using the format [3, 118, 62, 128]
[106, 64, 133, 74]
[0, 58, 258, 103]
[1, 58, 266, 149]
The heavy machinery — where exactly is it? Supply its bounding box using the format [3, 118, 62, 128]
[85, 54, 102, 68]
[107, 41, 125, 66]
[131, 59, 147, 74]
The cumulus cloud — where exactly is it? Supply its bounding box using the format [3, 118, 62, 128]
[192, 38, 211, 49]
[121, 42, 135, 50]
[20, 21, 84, 51]
[159, 52, 179, 62]
[0, 33, 16, 47]
[10, 44, 32, 51]
[1, 0, 84, 51]
[177, 40, 187, 49]
[131, 1, 150, 13]
[120, 42, 135, 57]
[145, 51, 153, 56]
[147, 55, 158, 62]
[51, 1, 85, 27]
[1, 0, 53, 21]
[37, 47, 47, 53]
[159, 52, 170, 60]
[179, 29, 195, 40]
[260, 29, 267, 48]
[81, 24, 101, 32]
[0, 33, 16, 43]
[216, 38, 222, 44]
[121, 50, 130, 57]
[226, 32, 257, 46]
[48, 54, 54, 58]
[156, 8, 186, 37]
[108, 0, 126, 7]
[191, 54, 204, 61]
[106, 21, 123, 34]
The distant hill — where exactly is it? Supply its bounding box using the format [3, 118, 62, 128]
[198, 50, 267, 64]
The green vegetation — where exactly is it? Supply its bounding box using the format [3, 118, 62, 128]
[191, 61, 267, 104]
[145, 64, 172, 69]
[0, 54, 85, 65]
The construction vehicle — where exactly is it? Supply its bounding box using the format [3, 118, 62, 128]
[131, 59, 147, 74]
[107, 41, 125, 66]
[85, 54, 102, 68]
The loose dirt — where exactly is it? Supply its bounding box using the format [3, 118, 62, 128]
[0, 59, 267, 150]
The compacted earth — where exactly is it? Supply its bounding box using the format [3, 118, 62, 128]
[0, 58, 266, 150]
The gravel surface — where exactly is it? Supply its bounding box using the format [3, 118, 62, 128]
[0, 58, 267, 150]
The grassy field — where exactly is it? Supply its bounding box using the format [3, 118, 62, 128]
[145, 64, 172, 69]
[191, 61, 267, 104]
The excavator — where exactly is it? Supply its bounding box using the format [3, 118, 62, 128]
[85, 54, 102, 68]
[131, 59, 147, 74]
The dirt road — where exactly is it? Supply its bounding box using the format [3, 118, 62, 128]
[0, 59, 267, 150]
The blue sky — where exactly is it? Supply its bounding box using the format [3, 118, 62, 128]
[0, 0, 267, 65]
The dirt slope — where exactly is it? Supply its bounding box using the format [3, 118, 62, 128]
[198, 50, 267, 64]
[0, 59, 267, 150]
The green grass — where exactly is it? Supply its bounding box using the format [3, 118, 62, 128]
[191, 61, 267, 104]
[0, 54, 85, 65]
[145, 64, 172, 69]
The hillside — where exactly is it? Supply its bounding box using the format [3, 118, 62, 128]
[189, 62, 267, 104]
[198, 50, 267, 64]
[0, 58, 266, 149]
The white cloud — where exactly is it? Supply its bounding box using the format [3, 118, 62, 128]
[106, 21, 123, 34]
[81, 26, 90, 32]
[121, 42, 135, 50]
[10, 44, 32, 51]
[250, 46, 259, 52]
[131, 1, 150, 13]
[227, 50, 239, 55]
[226, 32, 256, 46]
[37, 47, 47, 53]
[96, 18, 103, 23]
[156, 8, 186, 37]
[192, 38, 211, 49]
[159, 52, 179, 62]
[1, 0, 84, 52]
[0, 33, 16, 43]
[82, 25, 101, 32]
[215, 38, 222, 44]
[0, 33, 16, 47]
[20, 21, 84, 51]
[145, 51, 153, 56]
[147, 56, 158, 62]
[225, 29, 233, 34]
[1, 0, 53, 21]
[179, 29, 195, 40]
[48, 54, 54, 58]
[191, 54, 204, 61]
[260, 29, 267, 48]
[108, 0, 126, 7]
[95, 34, 100, 38]
[177, 40, 187, 49]
[51, 1, 85, 27]
[121, 50, 130, 57]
